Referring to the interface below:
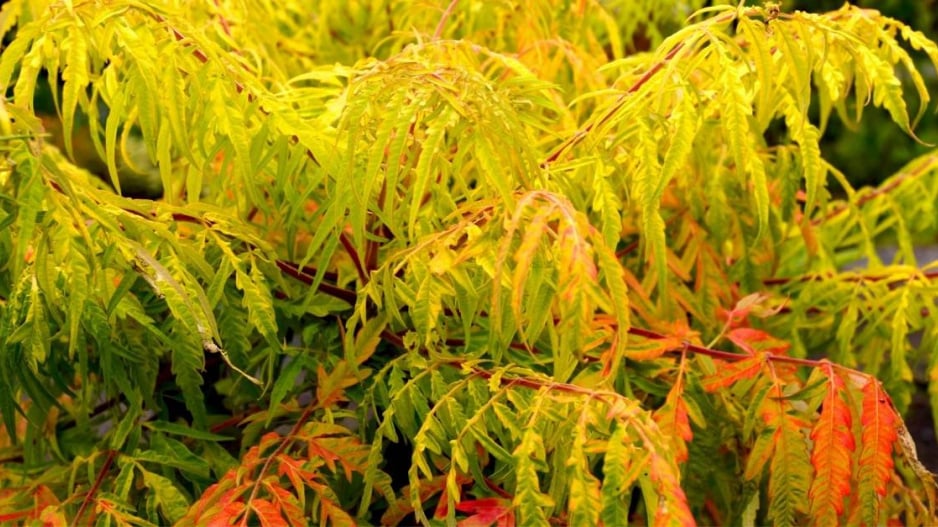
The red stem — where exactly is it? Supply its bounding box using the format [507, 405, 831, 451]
[339, 232, 369, 283]
[71, 449, 116, 527]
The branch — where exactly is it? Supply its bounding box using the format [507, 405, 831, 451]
[813, 153, 938, 226]
[542, 40, 687, 166]
[763, 266, 938, 287]
[433, 0, 460, 41]
[71, 449, 116, 527]
[339, 232, 369, 284]
[275, 260, 357, 304]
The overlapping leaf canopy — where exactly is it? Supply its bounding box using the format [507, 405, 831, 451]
[0, 0, 937, 525]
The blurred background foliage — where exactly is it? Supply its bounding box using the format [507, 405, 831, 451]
[787, 0, 938, 188]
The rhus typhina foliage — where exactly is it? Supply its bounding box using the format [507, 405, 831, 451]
[0, 1, 936, 525]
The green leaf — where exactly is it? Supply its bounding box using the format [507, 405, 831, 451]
[142, 469, 189, 523]
[143, 420, 233, 441]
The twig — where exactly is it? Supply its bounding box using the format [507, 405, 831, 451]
[542, 40, 687, 166]
[433, 0, 461, 41]
[238, 396, 319, 527]
[812, 154, 938, 226]
[275, 260, 358, 304]
[763, 267, 938, 287]
[71, 449, 116, 527]
[339, 232, 369, 283]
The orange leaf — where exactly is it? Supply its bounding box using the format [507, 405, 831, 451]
[808, 364, 855, 525]
[30, 485, 59, 519]
[320, 496, 357, 527]
[654, 381, 693, 463]
[38, 507, 67, 527]
[648, 453, 695, 527]
[206, 501, 246, 527]
[857, 380, 898, 499]
[252, 499, 288, 527]
[727, 328, 789, 356]
[383, 475, 465, 526]
[277, 454, 319, 492]
[701, 352, 765, 392]
[263, 482, 305, 526]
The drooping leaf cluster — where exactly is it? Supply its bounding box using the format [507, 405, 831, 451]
[0, 0, 936, 525]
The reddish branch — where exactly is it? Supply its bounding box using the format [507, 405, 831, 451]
[71, 449, 116, 527]
[339, 232, 369, 284]
[275, 260, 357, 304]
[542, 40, 687, 166]
[812, 153, 938, 226]
[237, 385, 323, 526]
[433, 0, 461, 41]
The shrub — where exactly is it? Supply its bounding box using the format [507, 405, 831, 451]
[0, 1, 936, 525]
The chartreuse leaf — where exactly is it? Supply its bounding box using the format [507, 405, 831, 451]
[1, 3, 938, 527]
[61, 25, 89, 161]
[142, 469, 189, 523]
[236, 259, 279, 348]
[514, 426, 553, 526]
[566, 412, 601, 526]
[716, 43, 768, 240]
[601, 424, 647, 526]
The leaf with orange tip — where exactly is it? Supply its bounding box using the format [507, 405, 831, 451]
[807, 364, 854, 526]
[38, 507, 67, 527]
[854, 379, 899, 525]
[701, 352, 765, 392]
[727, 328, 790, 356]
[384, 475, 454, 526]
[654, 396, 693, 464]
[626, 336, 685, 361]
[719, 293, 784, 328]
[654, 360, 693, 464]
[647, 452, 695, 527]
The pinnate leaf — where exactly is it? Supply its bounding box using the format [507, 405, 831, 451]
[854, 379, 899, 524]
[702, 352, 765, 392]
[807, 364, 854, 526]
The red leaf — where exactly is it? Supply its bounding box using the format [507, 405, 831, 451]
[383, 475, 472, 526]
[808, 364, 855, 525]
[701, 352, 765, 392]
[455, 497, 515, 527]
[32, 485, 59, 515]
[0, 511, 29, 522]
